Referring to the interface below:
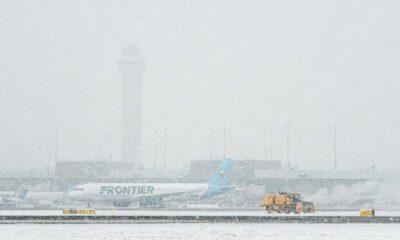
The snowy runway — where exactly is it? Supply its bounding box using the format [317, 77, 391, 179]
[1, 209, 400, 217]
[1, 210, 400, 224]
[1, 223, 399, 240]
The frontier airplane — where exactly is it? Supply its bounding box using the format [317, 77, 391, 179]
[68, 159, 233, 207]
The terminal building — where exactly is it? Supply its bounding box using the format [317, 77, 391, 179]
[190, 159, 281, 180]
[1, 159, 398, 195]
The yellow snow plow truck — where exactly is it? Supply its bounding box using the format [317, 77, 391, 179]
[260, 192, 315, 214]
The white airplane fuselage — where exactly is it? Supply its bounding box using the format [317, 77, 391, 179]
[69, 183, 209, 203]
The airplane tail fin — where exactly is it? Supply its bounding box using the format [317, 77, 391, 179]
[201, 159, 233, 198]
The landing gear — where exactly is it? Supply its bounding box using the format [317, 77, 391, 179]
[113, 201, 130, 207]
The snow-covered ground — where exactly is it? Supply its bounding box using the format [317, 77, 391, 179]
[1, 209, 399, 217]
[0, 223, 399, 240]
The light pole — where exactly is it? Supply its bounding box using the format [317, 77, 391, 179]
[265, 128, 271, 161]
[285, 124, 290, 169]
[264, 131, 267, 161]
[334, 126, 338, 170]
[108, 132, 112, 161]
[153, 130, 157, 169]
[54, 130, 59, 163]
[209, 129, 213, 160]
[269, 128, 273, 162]
[163, 128, 167, 169]
[223, 129, 226, 159]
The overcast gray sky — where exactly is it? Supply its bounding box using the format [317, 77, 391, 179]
[1, 0, 400, 170]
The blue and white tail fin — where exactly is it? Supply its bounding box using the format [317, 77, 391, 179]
[201, 159, 233, 199]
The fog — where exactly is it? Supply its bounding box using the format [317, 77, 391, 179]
[1, 0, 400, 170]
[309, 180, 400, 209]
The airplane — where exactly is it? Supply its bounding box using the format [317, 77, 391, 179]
[0, 188, 28, 208]
[68, 159, 233, 207]
[0, 188, 66, 208]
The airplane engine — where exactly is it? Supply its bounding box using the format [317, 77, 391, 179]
[112, 201, 131, 207]
[139, 196, 163, 207]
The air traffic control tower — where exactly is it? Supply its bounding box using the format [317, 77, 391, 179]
[118, 45, 145, 167]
